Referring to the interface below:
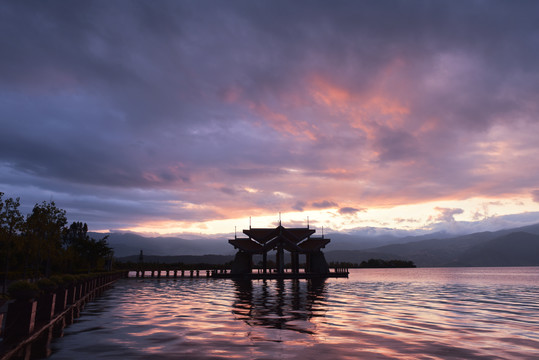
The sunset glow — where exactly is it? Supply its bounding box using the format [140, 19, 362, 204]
[1, 1, 539, 237]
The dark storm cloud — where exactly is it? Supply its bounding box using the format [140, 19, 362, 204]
[1, 0, 539, 231]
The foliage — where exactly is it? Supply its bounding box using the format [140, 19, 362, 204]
[329, 261, 360, 268]
[61, 274, 76, 286]
[0, 194, 115, 288]
[0, 193, 25, 292]
[8, 280, 40, 300]
[50, 275, 67, 288]
[63, 222, 113, 272]
[25, 201, 67, 277]
[358, 258, 416, 268]
[37, 278, 58, 293]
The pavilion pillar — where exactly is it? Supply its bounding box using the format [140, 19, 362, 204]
[231, 251, 253, 275]
[262, 251, 267, 274]
[292, 252, 299, 274]
[277, 243, 284, 274]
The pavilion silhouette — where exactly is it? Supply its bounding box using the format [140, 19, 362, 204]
[227, 219, 344, 278]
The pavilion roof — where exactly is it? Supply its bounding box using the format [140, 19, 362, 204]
[263, 235, 304, 253]
[243, 228, 279, 243]
[298, 237, 330, 252]
[228, 238, 263, 253]
[282, 228, 316, 243]
[231, 225, 330, 254]
[244, 226, 315, 244]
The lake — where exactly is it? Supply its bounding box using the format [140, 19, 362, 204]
[48, 267, 539, 359]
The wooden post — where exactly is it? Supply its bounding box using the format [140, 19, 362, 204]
[52, 317, 65, 338]
[67, 286, 76, 305]
[75, 284, 82, 301]
[65, 307, 74, 325]
[31, 326, 53, 358]
[36, 293, 56, 324]
[55, 289, 68, 314]
[4, 300, 37, 342]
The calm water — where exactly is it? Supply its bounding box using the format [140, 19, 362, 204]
[49, 268, 539, 359]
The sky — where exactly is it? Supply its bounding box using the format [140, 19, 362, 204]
[2, 0, 539, 237]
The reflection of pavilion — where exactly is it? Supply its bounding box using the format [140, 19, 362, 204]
[228, 223, 332, 276]
[232, 278, 326, 334]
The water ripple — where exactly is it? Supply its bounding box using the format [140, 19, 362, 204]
[47, 267, 539, 359]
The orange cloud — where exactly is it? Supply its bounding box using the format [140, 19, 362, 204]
[307, 75, 411, 139]
[248, 102, 318, 141]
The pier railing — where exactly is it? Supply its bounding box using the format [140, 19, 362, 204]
[129, 268, 349, 278]
[0, 271, 128, 360]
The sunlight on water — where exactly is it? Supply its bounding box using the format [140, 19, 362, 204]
[48, 268, 539, 359]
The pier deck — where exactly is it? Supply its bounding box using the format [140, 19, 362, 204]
[128, 268, 349, 279]
[211, 271, 349, 280]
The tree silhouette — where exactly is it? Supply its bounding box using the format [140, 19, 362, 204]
[25, 201, 67, 277]
[0, 194, 116, 285]
[0, 193, 25, 292]
[63, 221, 112, 272]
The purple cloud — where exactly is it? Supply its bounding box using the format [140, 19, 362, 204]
[1, 1, 539, 232]
[292, 201, 306, 212]
[339, 207, 365, 216]
[434, 207, 464, 223]
[312, 200, 339, 209]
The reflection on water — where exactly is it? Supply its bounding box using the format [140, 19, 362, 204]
[47, 268, 539, 359]
[232, 278, 326, 334]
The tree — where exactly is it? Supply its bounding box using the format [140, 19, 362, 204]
[0, 193, 25, 292]
[25, 201, 67, 277]
[63, 221, 89, 272]
[63, 221, 113, 272]
[83, 235, 113, 271]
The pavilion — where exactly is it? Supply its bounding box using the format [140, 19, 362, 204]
[228, 222, 331, 275]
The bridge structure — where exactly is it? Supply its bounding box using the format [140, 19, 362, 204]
[128, 221, 348, 280]
[226, 223, 347, 279]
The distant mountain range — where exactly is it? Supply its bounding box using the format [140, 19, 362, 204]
[100, 222, 539, 267]
[324, 224, 539, 267]
[89, 232, 234, 257]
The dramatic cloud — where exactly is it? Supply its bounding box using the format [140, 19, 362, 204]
[312, 200, 339, 209]
[339, 207, 365, 216]
[292, 201, 307, 212]
[434, 207, 465, 223]
[1, 1, 539, 233]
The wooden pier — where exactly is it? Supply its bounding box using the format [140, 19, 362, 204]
[129, 268, 349, 279]
[0, 272, 127, 360]
[130, 222, 348, 281]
